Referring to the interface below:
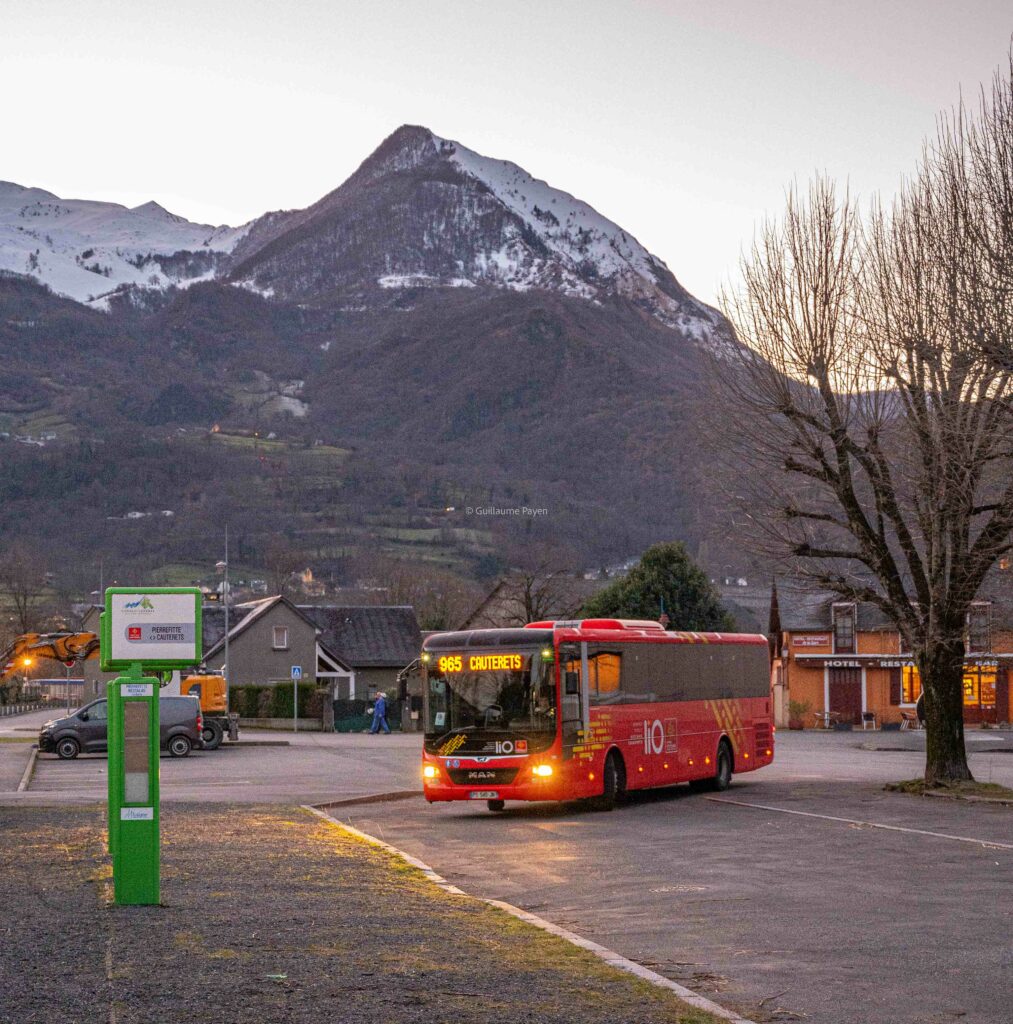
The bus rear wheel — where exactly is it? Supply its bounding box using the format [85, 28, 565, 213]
[593, 752, 625, 811]
[690, 741, 733, 793]
[487, 799, 505, 812]
[713, 741, 733, 791]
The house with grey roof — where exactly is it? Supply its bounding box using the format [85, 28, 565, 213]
[202, 596, 421, 703]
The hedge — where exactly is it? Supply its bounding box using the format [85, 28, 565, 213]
[231, 683, 314, 719]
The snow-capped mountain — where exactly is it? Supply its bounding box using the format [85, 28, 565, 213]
[0, 126, 725, 342]
[228, 126, 723, 340]
[0, 181, 250, 307]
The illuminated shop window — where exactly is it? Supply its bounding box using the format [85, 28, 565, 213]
[902, 666, 922, 705]
[904, 665, 997, 707]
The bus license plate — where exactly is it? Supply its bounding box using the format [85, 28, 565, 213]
[468, 791, 499, 800]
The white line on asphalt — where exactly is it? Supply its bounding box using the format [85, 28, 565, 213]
[707, 797, 1013, 850]
[304, 804, 760, 1024]
[17, 746, 37, 792]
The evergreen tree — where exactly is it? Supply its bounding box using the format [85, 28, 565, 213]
[582, 542, 734, 631]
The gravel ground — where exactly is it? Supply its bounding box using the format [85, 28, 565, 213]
[0, 804, 724, 1024]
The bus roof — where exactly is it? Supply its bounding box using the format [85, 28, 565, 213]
[422, 621, 767, 650]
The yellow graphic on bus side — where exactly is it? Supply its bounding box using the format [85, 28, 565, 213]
[706, 698, 745, 751]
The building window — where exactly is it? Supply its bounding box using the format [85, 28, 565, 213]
[272, 626, 289, 650]
[963, 667, 997, 708]
[902, 666, 921, 705]
[832, 603, 856, 654]
[966, 603, 991, 654]
[902, 665, 996, 708]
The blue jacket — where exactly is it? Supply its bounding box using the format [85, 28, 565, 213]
[373, 695, 387, 718]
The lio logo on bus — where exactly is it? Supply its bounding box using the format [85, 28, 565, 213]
[631, 719, 676, 755]
[643, 719, 665, 755]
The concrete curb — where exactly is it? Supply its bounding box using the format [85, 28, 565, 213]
[305, 805, 759, 1024]
[922, 789, 1013, 806]
[17, 746, 37, 793]
[218, 740, 292, 748]
[314, 791, 421, 810]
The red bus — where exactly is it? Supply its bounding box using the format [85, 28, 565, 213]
[421, 619, 773, 811]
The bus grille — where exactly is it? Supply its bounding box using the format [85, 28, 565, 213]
[755, 722, 773, 755]
[447, 767, 519, 786]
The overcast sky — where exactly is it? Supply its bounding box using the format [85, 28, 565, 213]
[2, 1, 1010, 305]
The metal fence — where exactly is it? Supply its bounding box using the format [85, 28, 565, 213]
[0, 702, 45, 717]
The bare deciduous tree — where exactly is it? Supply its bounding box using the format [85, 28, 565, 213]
[0, 545, 48, 635]
[495, 542, 586, 626]
[354, 554, 484, 632]
[711, 59, 1013, 784]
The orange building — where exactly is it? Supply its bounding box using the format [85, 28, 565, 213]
[769, 585, 1012, 729]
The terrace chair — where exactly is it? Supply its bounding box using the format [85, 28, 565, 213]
[900, 710, 919, 730]
[861, 711, 877, 730]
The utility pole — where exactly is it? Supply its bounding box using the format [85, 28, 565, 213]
[216, 526, 230, 707]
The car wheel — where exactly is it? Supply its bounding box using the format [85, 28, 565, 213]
[56, 737, 80, 760]
[201, 722, 223, 751]
[487, 799, 505, 812]
[168, 735, 192, 758]
[593, 752, 625, 811]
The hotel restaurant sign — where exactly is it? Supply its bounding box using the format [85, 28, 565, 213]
[794, 653, 1006, 669]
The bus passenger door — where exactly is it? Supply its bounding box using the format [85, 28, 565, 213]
[559, 642, 589, 759]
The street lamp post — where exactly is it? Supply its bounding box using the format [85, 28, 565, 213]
[216, 525, 230, 712]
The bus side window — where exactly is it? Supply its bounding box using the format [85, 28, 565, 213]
[588, 648, 622, 705]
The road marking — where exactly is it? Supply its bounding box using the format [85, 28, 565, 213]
[305, 804, 760, 1024]
[708, 797, 1013, 850]
[17, 746, 38, 792]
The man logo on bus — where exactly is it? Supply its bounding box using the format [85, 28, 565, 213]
[643, 719, 665, 755]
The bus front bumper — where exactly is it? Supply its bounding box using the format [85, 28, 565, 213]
[422, 761, 592, 804]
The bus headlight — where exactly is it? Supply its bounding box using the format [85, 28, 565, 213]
[532, 764, 553, 777]
[423, 764, 438, 779]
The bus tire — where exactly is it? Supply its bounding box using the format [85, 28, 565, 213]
[487, 799, 505, 812]
[594, 752, 625, 811]
[713, 740, 733, 792]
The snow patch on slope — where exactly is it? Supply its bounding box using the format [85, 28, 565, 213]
[0, 181, 251, 307]
[431, 133, 721, 335]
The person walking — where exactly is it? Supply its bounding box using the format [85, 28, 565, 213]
[369, 691, 391, 734]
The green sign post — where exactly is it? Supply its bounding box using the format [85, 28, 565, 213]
[100, 587, 201, 906]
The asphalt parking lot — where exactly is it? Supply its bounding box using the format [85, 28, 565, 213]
[341, 763, 1012, 1024]
[2, 711, 1010, 1024]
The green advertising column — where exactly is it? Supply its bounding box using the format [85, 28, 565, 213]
[100, 587, 202, 908]
[107, 663, 160, 905]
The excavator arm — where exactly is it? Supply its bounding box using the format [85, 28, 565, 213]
[0, 632, 100, 681]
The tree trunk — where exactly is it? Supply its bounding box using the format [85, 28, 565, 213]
[917, 640, 974, 784]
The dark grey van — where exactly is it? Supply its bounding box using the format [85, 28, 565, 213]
[38, 696, 202, 759]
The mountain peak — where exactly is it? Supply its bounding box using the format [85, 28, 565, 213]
[353, 124, 444, 182]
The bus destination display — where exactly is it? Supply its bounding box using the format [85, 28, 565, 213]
[436, 653, 525, 673]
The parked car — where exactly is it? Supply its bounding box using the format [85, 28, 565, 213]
[38, 696, 203, 759]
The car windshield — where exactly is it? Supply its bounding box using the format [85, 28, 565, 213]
[425, 649, 555, 740]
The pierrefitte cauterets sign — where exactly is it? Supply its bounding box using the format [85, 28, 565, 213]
[102, 589, 201, 671]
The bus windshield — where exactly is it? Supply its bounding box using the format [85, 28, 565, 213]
[424, 649, 555, 744]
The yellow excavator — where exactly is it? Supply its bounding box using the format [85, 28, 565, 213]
[1, 632, 236, 748]
[1, 631, 100, 680]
